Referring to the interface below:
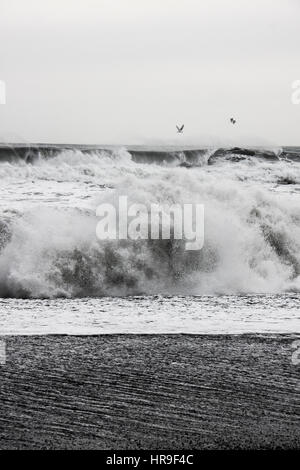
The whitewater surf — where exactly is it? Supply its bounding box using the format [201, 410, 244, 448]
[0, 144, 300, 299]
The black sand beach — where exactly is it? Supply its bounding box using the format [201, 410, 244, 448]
[0, 334, 299, 450]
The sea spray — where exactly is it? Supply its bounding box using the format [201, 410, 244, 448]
[0, 146, 299, 297]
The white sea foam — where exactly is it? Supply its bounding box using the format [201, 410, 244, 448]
[0, 147, 299, 297]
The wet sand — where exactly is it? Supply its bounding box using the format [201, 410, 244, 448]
[0, 334, 299, 449]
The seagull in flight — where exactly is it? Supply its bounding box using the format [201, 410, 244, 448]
[230, 118, 236, 125]
[176, 124, 184, 133]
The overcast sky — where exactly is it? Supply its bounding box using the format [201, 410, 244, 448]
[0, 0, 299, 146]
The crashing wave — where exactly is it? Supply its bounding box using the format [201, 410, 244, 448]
[0, 163, 299, 298]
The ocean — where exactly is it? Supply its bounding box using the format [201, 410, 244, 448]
[0, 143, 299, 335]
[0, 143, 299, 450]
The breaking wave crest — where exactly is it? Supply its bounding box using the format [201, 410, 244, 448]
[1, 143, 298, 167]
[0, 146, 300, 298]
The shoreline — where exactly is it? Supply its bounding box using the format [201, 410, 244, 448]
[0, 334, 299, 449]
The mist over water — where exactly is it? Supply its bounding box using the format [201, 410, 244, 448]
[0, 144, 300, 299]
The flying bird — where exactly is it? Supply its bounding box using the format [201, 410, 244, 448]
[176, 124, 184, 133]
